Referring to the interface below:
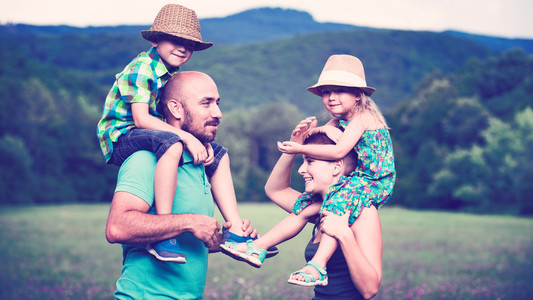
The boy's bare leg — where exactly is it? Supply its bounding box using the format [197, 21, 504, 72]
[147, 142, 187, 262]
[210, 154, 245, 234]
[154, 142, 182, 214]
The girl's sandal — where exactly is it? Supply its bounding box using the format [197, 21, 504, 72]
[220, 240, 266, 268]
[287, 261, 328, 287]
[220, 228, 279, 258]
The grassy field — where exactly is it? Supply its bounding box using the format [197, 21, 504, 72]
[0, 204, 532, 299]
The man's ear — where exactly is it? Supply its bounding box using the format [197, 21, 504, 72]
[166, 99, 184, 120]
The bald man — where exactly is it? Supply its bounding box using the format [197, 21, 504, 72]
[105, 72, 249, 299]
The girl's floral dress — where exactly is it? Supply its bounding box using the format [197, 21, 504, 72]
[292, 120, 396, 225]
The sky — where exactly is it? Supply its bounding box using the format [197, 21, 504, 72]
[1, 0, 532, 39]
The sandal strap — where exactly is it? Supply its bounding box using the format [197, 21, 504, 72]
[307, 260, 327, 276]
[246, 240, 267, 260]
[290, 270, 317, 283]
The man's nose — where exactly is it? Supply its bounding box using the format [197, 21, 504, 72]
[211, 105, 222, 119]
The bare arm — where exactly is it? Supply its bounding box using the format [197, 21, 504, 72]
[105, 191, 221, 248]
[209, 153, 257, 238]
[279, 116, 366, 160]
[131, 102, 208, 164]
[264, 152, 303, 213]
[265, 117, 317, 212]
[320, 208, 382, 299]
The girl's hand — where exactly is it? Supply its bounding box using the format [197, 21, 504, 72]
[319, 211, 352, 240]
[310, 125, 343, 143]
[277, 141, 302, 154]
[290, 116, 317, 143]
[203, 143, 214, 166]
[278, 117, 317, 154]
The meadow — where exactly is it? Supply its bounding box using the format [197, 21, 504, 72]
[0, 204, 532, 299]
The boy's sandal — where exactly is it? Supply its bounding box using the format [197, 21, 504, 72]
[221, 228, 279, 258]
[287, 261, 328, 287]
[220, 240, 267, 268]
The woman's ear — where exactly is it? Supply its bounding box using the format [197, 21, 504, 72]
[332, 159, 344, 177]
[166, 99, 184, 120]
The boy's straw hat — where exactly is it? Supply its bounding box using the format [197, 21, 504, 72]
[141, 4, 213, 51]
[307, 55, 376, 96]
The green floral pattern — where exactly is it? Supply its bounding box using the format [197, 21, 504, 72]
[293, 120, 396, 225]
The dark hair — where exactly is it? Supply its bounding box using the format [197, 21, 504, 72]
[303, 131, 357, 175]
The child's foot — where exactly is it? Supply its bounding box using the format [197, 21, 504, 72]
[220, 240, 266, 268]
[221, 228, 280, 258]
[146, 238, 187, 263]
[288, 261, 328, 286]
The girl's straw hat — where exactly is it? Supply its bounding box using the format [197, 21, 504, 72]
[141, 4, 213, 51]
[307, 55, 376, 96]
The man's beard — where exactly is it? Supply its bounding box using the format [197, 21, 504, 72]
[181, 109, 219, 144]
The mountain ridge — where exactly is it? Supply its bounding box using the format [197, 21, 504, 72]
[1, 7, 531, 52]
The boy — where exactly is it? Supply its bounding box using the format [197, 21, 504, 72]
[97, 4, 235, 263]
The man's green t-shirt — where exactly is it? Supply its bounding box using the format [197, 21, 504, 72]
[113, 150, 215, 299]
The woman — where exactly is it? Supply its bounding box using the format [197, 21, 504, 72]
[266, 117, 383, 299]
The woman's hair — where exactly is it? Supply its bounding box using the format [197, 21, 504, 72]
[303, 131, 357, 176]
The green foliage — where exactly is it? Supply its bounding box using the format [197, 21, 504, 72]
[0, 47, 116, 204]
[0, 23, 531, 215]
[389, 50, 533, 214]
[217, 103, 304, 201]
[0, 135, 34, 203]
[430, 108, 533, 214]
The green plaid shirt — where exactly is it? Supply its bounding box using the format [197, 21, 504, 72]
[96, 47, 179, 162]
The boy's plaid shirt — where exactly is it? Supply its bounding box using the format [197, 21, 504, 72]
[96, 47, 179, 162]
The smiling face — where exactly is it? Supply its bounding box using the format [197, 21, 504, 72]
[319, 85, 362, 119]
[298, 155, 340, 198]
[152, 38, 194, 70]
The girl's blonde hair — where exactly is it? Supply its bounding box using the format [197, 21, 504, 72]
[330, 88, 389, 128]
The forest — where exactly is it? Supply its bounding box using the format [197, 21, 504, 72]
[0, 8, 531, 215]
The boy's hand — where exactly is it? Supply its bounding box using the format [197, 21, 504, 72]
[203, 143, 214, 166]
[181, 131, 208, 164]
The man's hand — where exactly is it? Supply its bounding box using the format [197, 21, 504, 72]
[188, 215, 221, 249]
[208, 219, 258, 253]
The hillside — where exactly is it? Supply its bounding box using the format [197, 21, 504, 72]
[0, 26, 494, 113]
[1, 7, 532, 214]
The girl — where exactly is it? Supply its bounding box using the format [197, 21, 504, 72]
[221, 55, 395, 288]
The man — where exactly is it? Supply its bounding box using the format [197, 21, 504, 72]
[105, 71, 252, 299]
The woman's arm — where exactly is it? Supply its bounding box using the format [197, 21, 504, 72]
[264, 153, 302, 212]
[265, 116, 317, 212]
[320, 207, 383, 299]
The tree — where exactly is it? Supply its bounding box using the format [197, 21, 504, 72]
[0, 135, 35, 203]
[429, 108, 533, 214]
